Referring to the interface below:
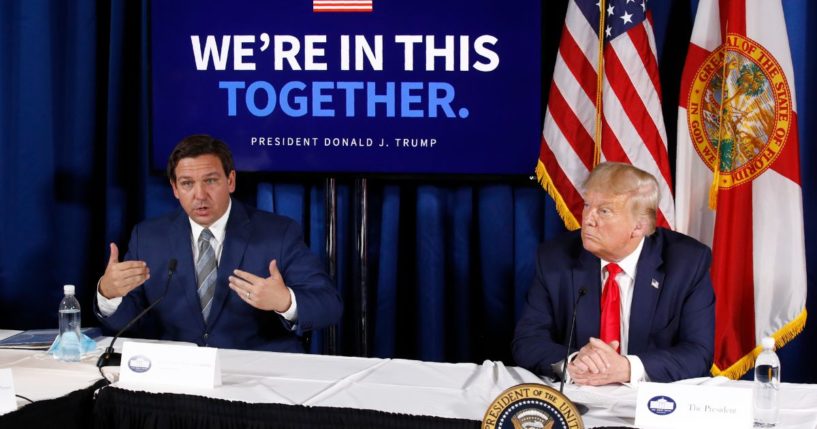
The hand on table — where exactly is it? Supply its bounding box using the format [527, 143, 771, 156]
[567, 337, 631, 385]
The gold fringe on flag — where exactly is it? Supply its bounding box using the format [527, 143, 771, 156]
[710, 309, 807, 379]
[536, 160, 581, 231]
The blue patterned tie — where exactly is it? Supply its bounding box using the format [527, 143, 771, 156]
[196, 228, 217, 321]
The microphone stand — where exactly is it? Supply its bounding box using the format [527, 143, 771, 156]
[96, 259, 177, 368]
[560, 287, 589, 415]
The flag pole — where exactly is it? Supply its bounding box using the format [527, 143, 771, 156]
[593, 0, 607, 168]
[709, 23, 729, 210]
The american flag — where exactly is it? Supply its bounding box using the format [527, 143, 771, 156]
[536, 0, 674, 230]
[313, 0, 373, 13]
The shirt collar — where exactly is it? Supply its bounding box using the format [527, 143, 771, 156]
[189, 198, 232, 244]
[601, 237, 645, 279]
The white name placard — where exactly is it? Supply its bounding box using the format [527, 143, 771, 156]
[119, 341, 221, 389]
[0, 368, 17, 415]
[635, 382, 752, 428]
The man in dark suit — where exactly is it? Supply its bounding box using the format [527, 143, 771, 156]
[513, 162, 714, 384]
[95, 134, 342, 352]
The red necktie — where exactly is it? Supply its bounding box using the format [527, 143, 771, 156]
[600, 263, 622, 352]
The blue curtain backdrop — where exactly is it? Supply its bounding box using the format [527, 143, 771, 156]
[1, 0, 815, 381]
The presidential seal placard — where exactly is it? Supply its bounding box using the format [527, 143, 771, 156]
[483, 384, 584, 429]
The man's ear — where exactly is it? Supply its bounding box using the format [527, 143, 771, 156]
[631, 217, 647, 239]
[170, 180, 180, 199]
[227, 170, 236, 193]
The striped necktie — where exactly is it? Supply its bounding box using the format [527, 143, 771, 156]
[196, 228, 217, 321]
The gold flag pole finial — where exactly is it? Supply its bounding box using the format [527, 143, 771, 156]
[593, 0, 607, 168]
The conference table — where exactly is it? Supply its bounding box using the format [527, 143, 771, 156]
[2, 329, 817, 428]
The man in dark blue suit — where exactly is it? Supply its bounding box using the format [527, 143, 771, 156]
[95, 134, 342, 352]
[513, 162, 714, 384]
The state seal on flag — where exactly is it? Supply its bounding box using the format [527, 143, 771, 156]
[482, 384, 584, 429]
[686, 33, 793, 189]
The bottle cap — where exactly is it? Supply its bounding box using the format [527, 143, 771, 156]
[63, 284, 76, 295]
[762, 337, 775, 350]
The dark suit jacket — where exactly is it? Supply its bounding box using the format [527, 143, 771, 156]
[95, 199, 342, 353]
[512, 228, 715, 382]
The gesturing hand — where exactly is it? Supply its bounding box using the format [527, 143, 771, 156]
[99, 243, 150, 299]
[228, 260, 292, 313]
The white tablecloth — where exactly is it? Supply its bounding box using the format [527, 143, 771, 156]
[0, 329, 104, 404]
[113, 346, 543, 420]
[557, 376, 817, 429]
[3, 329, 817, 428]
[1, 330, 542, 420]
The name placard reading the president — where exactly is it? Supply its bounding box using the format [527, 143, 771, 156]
[635, 382, 752, 428]
[119, 341, 221, 389]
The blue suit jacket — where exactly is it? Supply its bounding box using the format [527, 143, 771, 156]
[95, 199, 342, 353]
[512, 228, 715, 382]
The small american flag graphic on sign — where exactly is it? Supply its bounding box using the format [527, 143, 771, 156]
[313, 0, 373, 12]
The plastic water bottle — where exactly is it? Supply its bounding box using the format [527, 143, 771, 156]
[56, 284, 82, 362]
[754, 336, 780, 427]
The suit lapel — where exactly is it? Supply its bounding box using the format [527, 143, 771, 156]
[628, 233, 664, 354]
[207, 199, 250, 325]
[169, 210, 203, 327]
[573, 249, 601, 348]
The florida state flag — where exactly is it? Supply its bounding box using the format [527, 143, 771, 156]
[676, 0, 806, 378]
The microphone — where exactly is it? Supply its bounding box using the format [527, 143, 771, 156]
[96, 259, 177, 368]
[560, 287, 589, 415]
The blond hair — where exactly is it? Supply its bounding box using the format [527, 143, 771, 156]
[583, 162, 659, 234]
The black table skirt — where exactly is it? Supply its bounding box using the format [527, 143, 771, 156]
[93, 386, 482, 429]
[0, 378, 108, 429]
[0, 382, 631, 429]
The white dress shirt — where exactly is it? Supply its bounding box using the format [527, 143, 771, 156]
[97, 200, 298, 322]
[554, 237, 649, 385]
[600, 237, 648, 385]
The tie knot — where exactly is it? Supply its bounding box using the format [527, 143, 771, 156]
[199, 228, 214, 243]
[605, 263, 622, 277]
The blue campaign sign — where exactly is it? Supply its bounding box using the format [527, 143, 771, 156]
[150, 0, 542, 175]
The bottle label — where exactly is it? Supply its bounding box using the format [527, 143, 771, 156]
[755, 364, 779, 383]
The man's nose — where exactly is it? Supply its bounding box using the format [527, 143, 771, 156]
[193, 182, 207, 199]
[583, 210, 597, 227]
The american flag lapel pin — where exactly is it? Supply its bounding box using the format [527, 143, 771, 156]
[651, 279, 660, 289]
